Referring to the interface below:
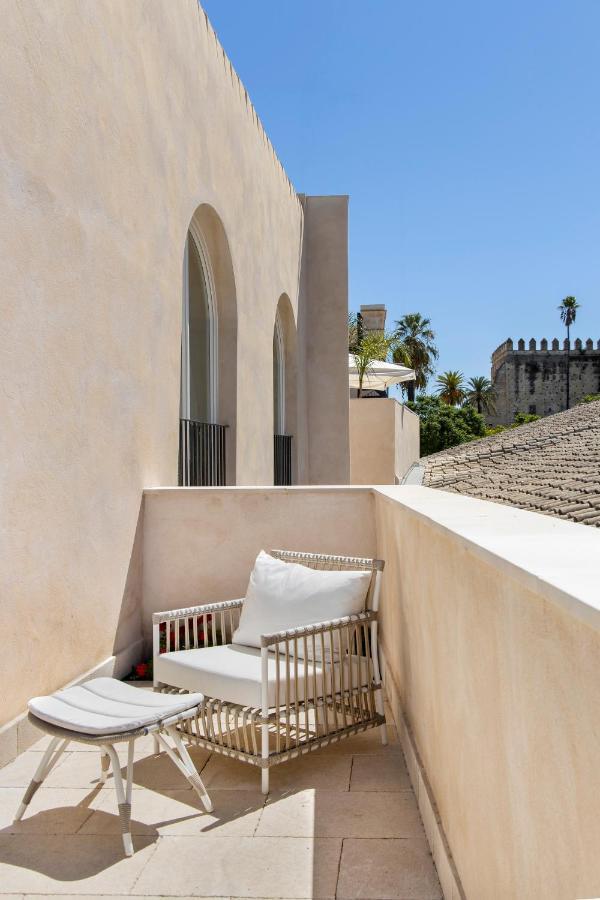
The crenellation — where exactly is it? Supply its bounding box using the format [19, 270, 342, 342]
[488, 336, 600, 425]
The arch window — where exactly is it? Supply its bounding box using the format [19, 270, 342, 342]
[181, 226, 218, 423]
[179, 222, 226, 486]
[273, 310, 285, 435]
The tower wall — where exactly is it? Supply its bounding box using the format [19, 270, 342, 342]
[489, 339, 600, 425]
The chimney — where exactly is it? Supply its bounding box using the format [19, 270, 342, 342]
[360, 304, 386, 335]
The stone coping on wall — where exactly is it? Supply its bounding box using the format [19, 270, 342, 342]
[374, 485, 600, 631]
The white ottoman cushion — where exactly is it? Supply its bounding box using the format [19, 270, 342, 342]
[28, 677, 204, 735]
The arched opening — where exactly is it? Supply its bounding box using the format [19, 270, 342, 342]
[273, 294, 297, 485]
[179, 205, 237, 485]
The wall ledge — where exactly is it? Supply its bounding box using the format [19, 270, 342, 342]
[374, 485, 600, 632]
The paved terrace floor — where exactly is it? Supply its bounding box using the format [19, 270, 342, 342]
[0, 690, 440, 900]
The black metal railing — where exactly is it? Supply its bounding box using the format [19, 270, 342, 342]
[179, 419, 227, 486]
[274, 434, 293, 486]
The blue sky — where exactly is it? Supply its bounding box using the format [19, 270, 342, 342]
[202, 0, 600, 385]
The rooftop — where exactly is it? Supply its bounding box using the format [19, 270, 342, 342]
[0, 686, 440, 900]
[421, 400, 600, 526]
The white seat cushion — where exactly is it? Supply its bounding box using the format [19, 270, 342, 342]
[155, 643, 369, 709]
[28, 677, 204, 735]
[232, 551, 372, 654]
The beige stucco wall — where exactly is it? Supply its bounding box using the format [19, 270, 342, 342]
[375, 486, 600, 900]
[142, 486, 375, 646]
[0, 1, 348, 727]
[349, 399, 420, 484]
[297, 196, 351, 484]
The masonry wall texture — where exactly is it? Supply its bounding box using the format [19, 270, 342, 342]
[489, 337, 600, 425]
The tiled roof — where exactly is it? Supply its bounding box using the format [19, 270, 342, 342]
[421, 400, 600, 527]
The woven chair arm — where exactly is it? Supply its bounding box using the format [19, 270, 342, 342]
[152, 598, 244, 625]
[260, 609, 377, 648]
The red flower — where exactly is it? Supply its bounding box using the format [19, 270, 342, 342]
[135, 663, 149, 678]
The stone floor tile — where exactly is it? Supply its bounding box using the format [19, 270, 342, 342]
[201, 752, 352, 793]
[0, 834, 155, 894]
[320, 724, 402, 757]
[28, 733, 159, 756]
[0, 753, 70, 789]
[81, 788, 265, 836]
[0, 787, 104, 835]
[43, 747, 210, 791]
[337, 837, 442, 899]
[132, 835, 341, 898]
[349, 754, 411, 792]
[257, 788, 424, 839]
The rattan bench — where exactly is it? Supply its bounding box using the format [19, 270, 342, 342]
[15, 677, 212, 856]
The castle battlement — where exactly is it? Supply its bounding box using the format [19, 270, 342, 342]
[491, 338, 600, 377]
[489, 337, 600, 425]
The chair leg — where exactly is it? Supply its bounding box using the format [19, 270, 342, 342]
[104, 742, 134, 857]
[100, 751, 110, 783]
[261, 765, 269, 795]
[375, 691, 388, 746]
[159, 727, 213, 813]
[14, 737, 70, 822]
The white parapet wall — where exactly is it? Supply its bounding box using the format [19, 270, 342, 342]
[375, 485, 600, 900]
[349, 398, 420, 485]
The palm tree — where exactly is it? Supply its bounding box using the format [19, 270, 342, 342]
[392, 313, 439, 402]
[348, 311, 363, 352]
[436, 370, 466, 406]
[466, 376, 496, 415]
[352, 332, 394, 398]
[558, 296, 580, 409]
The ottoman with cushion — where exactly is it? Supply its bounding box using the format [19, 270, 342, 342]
[15, 677, 212, 856]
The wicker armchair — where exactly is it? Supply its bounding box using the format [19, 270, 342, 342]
[152, 549, 386, 793]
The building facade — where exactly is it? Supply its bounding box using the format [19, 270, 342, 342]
[489, 337, 600, 425]
[0, 1, 350, 723]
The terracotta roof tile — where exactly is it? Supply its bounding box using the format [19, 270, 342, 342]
[420, 401, 600, 527]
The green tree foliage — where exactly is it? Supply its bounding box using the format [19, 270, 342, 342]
[392, 313, 438, 402]
[484, 411, 540, 436]
[436, 370, 466, 406]
[348, 312, 363, 352]
[465, 376, 496, 415]
[558, 295, 580, 331]
[351, 332, 395, 397]
[407, 395, 486, 456]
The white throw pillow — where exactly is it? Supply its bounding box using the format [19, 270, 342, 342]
[232, 551, 371, 653]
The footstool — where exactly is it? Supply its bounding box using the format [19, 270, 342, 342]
[15, 677, 212, 856]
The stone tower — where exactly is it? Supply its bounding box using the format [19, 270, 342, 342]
[489, 337, 600, 425]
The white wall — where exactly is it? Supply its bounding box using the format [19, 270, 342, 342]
[350, 399, 420, 484]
